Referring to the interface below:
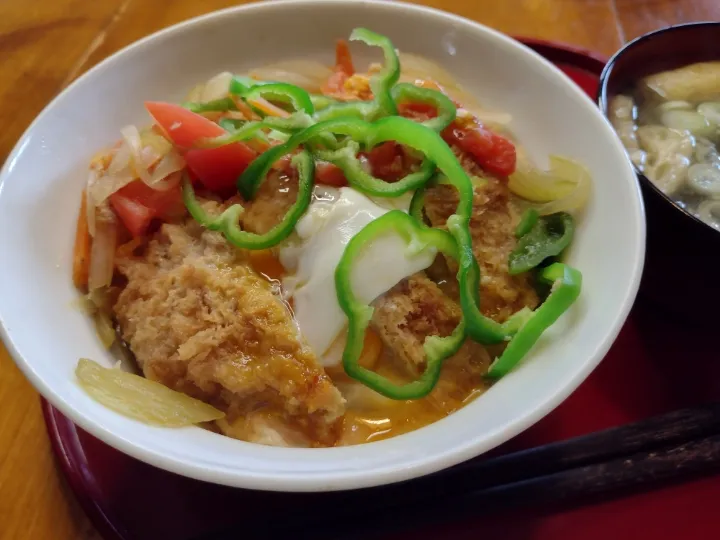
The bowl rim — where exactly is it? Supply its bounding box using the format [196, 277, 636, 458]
[0, 0, 646, 491]
[597, 20, 720, 236]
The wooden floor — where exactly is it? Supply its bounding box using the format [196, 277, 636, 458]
[0, 1, 718, 538]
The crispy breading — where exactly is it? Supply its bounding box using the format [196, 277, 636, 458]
[424, 169, 539, 322]
[113, 219, 344, 447]
[241, 170, 298, 235]
[371, 273, 492, 408]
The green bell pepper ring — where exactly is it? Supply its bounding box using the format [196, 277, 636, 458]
[218, 118, 245, 132]
[240, 82, 315, 115]
[509, 212, 575, 275]
[349, 28, 400, 119]
[515, 208, 539, 238]
[314, 141, 435, 197]
[182, 97, 238, 114]
[194, 121, 268, 149]
[313, 27, 400, 123]
[391, 82, 457, 132]
[336, 210, 466, 399]
[239, 115, 509, 344]
[486, 262, 582, 379]
[182, 150, 314, 250]
[310, 94, 339, 110]
[238, 116, 438, 199]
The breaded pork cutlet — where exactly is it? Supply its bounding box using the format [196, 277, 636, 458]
[114, 219, 344, 447]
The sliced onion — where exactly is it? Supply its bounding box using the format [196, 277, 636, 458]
[661, 110, 714, 138]
[250, 60, 333, 93]
[88, 203, 117, 291]
[687, 163, 720, 196]
[139, 128, 172, 156]
[89, 170, 135, 208]
[200, 71, 233, 102]
[144, 151, 185, 190]
[121, 125, 153, 185]
[698, 199, 720, 230]
[509, 155, 590, 214]
[94, 311, 116, 349]
[108, 137, 132, 175]
[76, 358, 224, 427]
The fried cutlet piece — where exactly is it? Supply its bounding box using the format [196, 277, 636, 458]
[241, 170, 298, 235]
[113, 219, 344, 447]
[424, 169, 539, 322]
[371, 273, 493, 408]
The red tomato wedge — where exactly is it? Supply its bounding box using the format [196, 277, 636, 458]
[315, 162, 348, 187]
[366, 142, 405, 181]
[442, 121, 517, 177]
[144, 101, 257, 193]
[109, 180, 185, 237]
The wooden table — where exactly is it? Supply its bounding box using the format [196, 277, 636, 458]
[0, 1, 718, 538]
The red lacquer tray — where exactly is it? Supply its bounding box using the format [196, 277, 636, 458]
[43, 40, 720, 540]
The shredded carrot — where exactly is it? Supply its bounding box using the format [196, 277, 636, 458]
[335, 39, 355, 75]
[247, 97, 291, 118]
[73, 190, 92, 290]
[230, 95, 261, 120]
[358, 328, 383, 370]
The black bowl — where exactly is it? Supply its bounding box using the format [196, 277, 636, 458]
[598, 22, 720, 321]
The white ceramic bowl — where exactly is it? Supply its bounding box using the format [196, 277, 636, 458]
[0, 0, 644, 491]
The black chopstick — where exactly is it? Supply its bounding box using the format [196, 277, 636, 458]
[193, 403, 720, 540]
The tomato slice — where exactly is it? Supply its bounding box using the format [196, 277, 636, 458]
[110, 192, 154, 238]
[366, 142, 405, 181]
[184, 145, 256, 194]
[397, 101, 438, 120]
[145, 102, 224, 147]
[145, 101, 257, 193]
[443, 121, 517, 177]
[109, 180, 185, 237]
[315, 162, 348, 187]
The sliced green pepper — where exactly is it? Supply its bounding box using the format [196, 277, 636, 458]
[194, 121, 267, 149]
[315, 142, 435, 197]
[509, 212, 574, 275]
[391, 82, 457, 132]
[515, 208, 539, 238]
[182, 97, 237, 114]
[218, 118, 245, 132]
[182, 150, 314, 250]
[486, 263, 582, 379]
[310, 94, 339, 110]
[313, 27, 400, 123]
[240, 116, 508, 344]
[349, 27, 399, 118]
[238, 116, 437, 199]
[335, 210, 465, 399]
[241, 82, 315, 115]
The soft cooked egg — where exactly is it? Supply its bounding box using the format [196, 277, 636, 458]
[280, 187, 436, 365]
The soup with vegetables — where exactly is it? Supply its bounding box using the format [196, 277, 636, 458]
[73, 29, 589, 448]
[610, 61, 720, 230]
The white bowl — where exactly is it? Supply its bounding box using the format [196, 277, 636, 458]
[0, 0, 644, 491]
